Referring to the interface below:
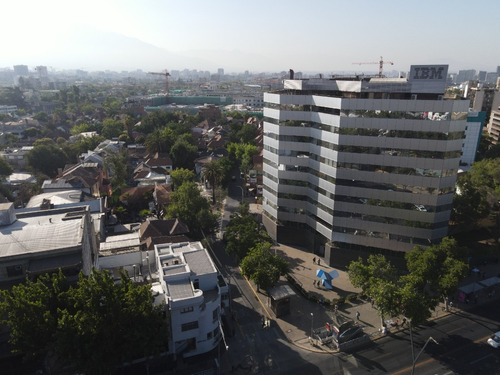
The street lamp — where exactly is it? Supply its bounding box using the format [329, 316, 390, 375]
[237, 185, 244, 202]
[310, 312, 314, 338]
[410, 320, 438, 375]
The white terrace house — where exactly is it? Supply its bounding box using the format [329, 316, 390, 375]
[154, 241, 229, 358]
[97, 240, 229, 358]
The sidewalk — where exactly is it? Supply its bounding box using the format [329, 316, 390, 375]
[246, 241, 500, 354]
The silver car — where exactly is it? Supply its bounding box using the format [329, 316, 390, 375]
[487, 331, 500, 348]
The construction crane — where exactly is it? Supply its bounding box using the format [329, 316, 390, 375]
[148, 70, 171, 95]
[352, 56, 394, 78]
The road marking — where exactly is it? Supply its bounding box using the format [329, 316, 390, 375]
[240, 267, 273, 320]
[469, 353, 493, 365]
[391, 334, 493, 374]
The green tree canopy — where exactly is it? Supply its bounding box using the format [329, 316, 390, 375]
[170, 137, 198, 170]
[405, 237, 468, 312]
[136, 111, 182, 134]
[101, 118, 125, 139]
[26, 139, 69, 177]
[227, 142, 258, 174]
[144, 127, 174, 154]
[224, 203, 271, 260]
[347, 254, 400, 326]
[348, 237, 468, 327]
[170, 168, 195, 190]
[0, 269, 168, 374]
[202, 160, 223, 204]
[240, 242, 289, 291]
[164, 181, 217, 238]
[105, 150, 128, 191]
[452, 173, 490, 229]
[0, 156, 13, 178]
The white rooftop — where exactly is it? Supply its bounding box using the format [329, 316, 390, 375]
[0, 210, 83, 259]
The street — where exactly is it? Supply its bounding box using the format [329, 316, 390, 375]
[204, 178, 500, 375]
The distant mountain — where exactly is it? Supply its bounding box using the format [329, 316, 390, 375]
[13, 26, 217, 72]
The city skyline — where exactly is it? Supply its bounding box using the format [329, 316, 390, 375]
[2, 0, 500, 74]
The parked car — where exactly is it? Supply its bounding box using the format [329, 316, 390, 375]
[487, 332, 500, 348]
[338, 326, 364, 343]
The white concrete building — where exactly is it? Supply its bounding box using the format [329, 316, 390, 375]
[262, 65, 469, 265]
[154, 242, 228, 358]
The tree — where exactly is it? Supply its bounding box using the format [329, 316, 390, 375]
[347, 254, 400, 327]
[224, 203, 271, 260]
[405, 237, 468, 312]
[0, 271, 68, 362]
[0, 269, 168, 374]
[144, 127, 174, 154]
[202, 160, 223, 204]
[240, 242, 289, 292]
[26, 139, 69, 177]
[105, 150, 128, 190]
[101, 118, 125, 139]
[56, 270, 167, 374]
[170, 138, 198, 170]
[170, 168, 195, 190]
[227, 142, 258, 175]
[452, 173, 489, 229]
[165, 181, 217, 238]
[0, 156, 13, 178]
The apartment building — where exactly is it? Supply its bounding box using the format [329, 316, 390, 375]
[488, 106, 500, 144]
[262, 65, 469, 265]
[154, 242, 229, 358]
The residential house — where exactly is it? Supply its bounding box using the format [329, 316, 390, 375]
[139, 218, 190, 251]
[153, 242, 229, 358]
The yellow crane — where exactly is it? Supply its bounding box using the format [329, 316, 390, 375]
[148, 70, 171, 95]
[353, 56, 394, 78]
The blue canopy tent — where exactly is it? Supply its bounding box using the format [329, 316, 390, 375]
[316, 269, 339, 289]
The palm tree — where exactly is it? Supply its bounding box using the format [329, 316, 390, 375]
[202, 160, 223, 205]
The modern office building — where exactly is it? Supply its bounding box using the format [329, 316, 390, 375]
[460, 111, 485, 171]
[262, 65, 469, 266]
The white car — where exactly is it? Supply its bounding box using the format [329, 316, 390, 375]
[487, 332, 500, 348]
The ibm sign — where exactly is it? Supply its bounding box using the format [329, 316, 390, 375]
[409, 65, 448, 81]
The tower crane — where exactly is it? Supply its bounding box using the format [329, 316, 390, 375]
[352, 56, 394, 78]
[148, 70, 171, 95]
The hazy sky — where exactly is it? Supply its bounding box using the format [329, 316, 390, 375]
[2, 0, 500, 74]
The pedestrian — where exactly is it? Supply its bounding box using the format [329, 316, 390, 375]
[313, 280, 316, 286]
[313, 257, 316, 264]
[356, 311, 360, 320]
[402, 317, 407, 327]
[317, 259, 321, 266]
[334, 304, 338, 314]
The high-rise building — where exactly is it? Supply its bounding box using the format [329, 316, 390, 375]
[455, 69, 476, 84]
[262, 65, 469, 265]
[13, 65, 29, 76]
[36, 65, 48, 87]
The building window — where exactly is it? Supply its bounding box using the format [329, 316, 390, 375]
[181, 306, 194, 314]
[6, 265, 23, 277]
[212, 307, 219, 322]
[181, 321, 199, 332]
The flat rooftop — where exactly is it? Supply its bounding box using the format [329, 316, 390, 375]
[0, 208, 84, 260]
